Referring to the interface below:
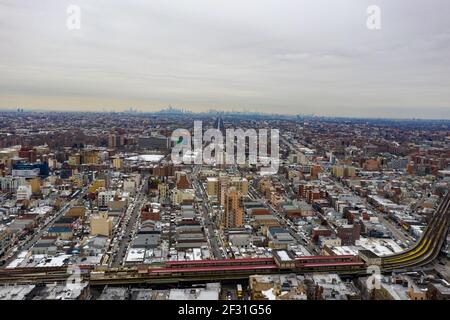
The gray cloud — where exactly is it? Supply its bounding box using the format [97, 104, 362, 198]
[0, 0, 449, 118]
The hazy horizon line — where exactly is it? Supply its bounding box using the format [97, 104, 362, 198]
[1, 106, 449, 122]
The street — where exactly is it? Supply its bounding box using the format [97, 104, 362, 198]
[110, 180, 147, 267]
[191, 167, 224, 259]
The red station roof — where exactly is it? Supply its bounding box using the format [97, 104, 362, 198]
[295, 255, 356, 261]
[150, 264, 278, 274]
[302, 261, 365, 268]
[166, 257, 274, 266]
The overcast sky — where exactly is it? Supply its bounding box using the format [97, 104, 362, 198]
[0, 0, 449, 118]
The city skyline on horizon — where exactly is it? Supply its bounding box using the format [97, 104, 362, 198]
[1, 105, 450, 121]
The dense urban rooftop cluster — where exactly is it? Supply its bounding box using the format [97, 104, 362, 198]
[0, 110, 449, 300]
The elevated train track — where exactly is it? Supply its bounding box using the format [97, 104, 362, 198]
[381, 191, 450, 270]
[87, 255, 366, 285]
